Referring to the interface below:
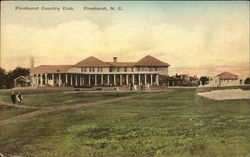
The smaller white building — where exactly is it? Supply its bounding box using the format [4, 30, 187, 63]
[207, 72, 244, 87]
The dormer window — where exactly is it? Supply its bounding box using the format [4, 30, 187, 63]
[81, 67, 87, 72]
[89, 67, 95, 72]
[97, 67, 103, 72]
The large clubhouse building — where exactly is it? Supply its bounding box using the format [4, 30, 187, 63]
[30, 55, 170, 87]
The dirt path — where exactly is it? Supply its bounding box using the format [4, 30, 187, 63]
[0, 91, 166, 125]
[0, 100, 42, 109]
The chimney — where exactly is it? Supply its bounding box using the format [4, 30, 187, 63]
[113, 57, 117, 63]
[30, 57, 34, 69]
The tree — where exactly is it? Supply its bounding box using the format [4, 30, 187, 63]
[0, 68, 7, 89]
[11, 67, 30, 79]
[245, 78, 250, 84]
[0, 67, 30, 89]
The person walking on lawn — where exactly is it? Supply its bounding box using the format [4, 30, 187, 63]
[16, 92, 23, 105]
[11, 91, 16, 105]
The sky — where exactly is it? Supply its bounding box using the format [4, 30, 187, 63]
[1, 1, 249, 77]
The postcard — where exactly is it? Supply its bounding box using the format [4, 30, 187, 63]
[0, 1, 249, 157]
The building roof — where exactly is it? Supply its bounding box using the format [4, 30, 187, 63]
[31, 65, 72, 74]
[14, 76, 31, 82]
[74, 56, 111, 67]
[31, 55, 170, 74]
[106, 62, 135, 67]
[217, 72, 238, 79]
[134, 55, 169, 67]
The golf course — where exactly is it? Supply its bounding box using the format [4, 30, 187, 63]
[0, 88, 249, 157]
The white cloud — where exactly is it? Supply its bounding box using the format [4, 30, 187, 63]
[1, 16, 249, 76]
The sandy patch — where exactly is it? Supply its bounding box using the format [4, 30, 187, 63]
[197, 89, 250, 100]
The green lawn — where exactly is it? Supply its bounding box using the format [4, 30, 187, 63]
[0, 89, 67, 95]
[0, 89, 249, 157]
[0, 91, 143, 107]
[0, 105, 35, 120]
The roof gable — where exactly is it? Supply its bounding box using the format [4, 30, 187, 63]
[217, 72, 238, 79]
[74, 56, 110, 67]
[134, 55, 169, 67]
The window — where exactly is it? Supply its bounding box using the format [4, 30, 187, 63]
[97, 67, 103, 72]
[124, 67, 127, 72]
[81, 67, 87, 72]
[89, 67, 95, 72]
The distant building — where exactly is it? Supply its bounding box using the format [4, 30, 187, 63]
[207, 72, 244, 87]
[30, 55, 170, 87]
[168, 74, 199, 86]
[14, 76, 31, 87]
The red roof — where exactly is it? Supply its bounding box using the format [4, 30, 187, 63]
[31, 65, 72, 74]
[31, 55, 170, 74]
[217, 72, 238, 79]
[134, 55, 169, 67]
[74, 56, 111, 67]
[106, 62, 135, 67]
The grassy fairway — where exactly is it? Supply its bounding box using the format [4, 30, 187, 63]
[0, 90, 142, 107]
[0, 105, 35, 120]
[0, 89, 249, 157]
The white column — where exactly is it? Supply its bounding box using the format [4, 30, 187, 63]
[35, 76, 37, 86]
[132, 74, 135, 85]
[95, 75, 97, 86]
[36, 74, 39, 86]
[70, 74, 73, 86]
[45, 74, 48, 85]
[138, 74, 141, 85]
[82, 75, 85, 85]
[156, 74, 159, 86]
[75, 74, 77, 86]
[52, 74, 54, 86]
[59, 74, 61, 86]
[126, 75, 129, 85]
[101, 75, 104, 85]
[36, 75, 39, 86]
[33, 75, 35, 86]
[114, 74, 116, 85]
[65, 74, 68, 85]
[150, 74, 153, 85]
[120, 75, 122, 85]
[80, 75, 83, 86]
[144, 74, 147, 85]
[40, 74, 43, 86]
[88, 75, 91, 85]
[107, 75, 110, 85]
